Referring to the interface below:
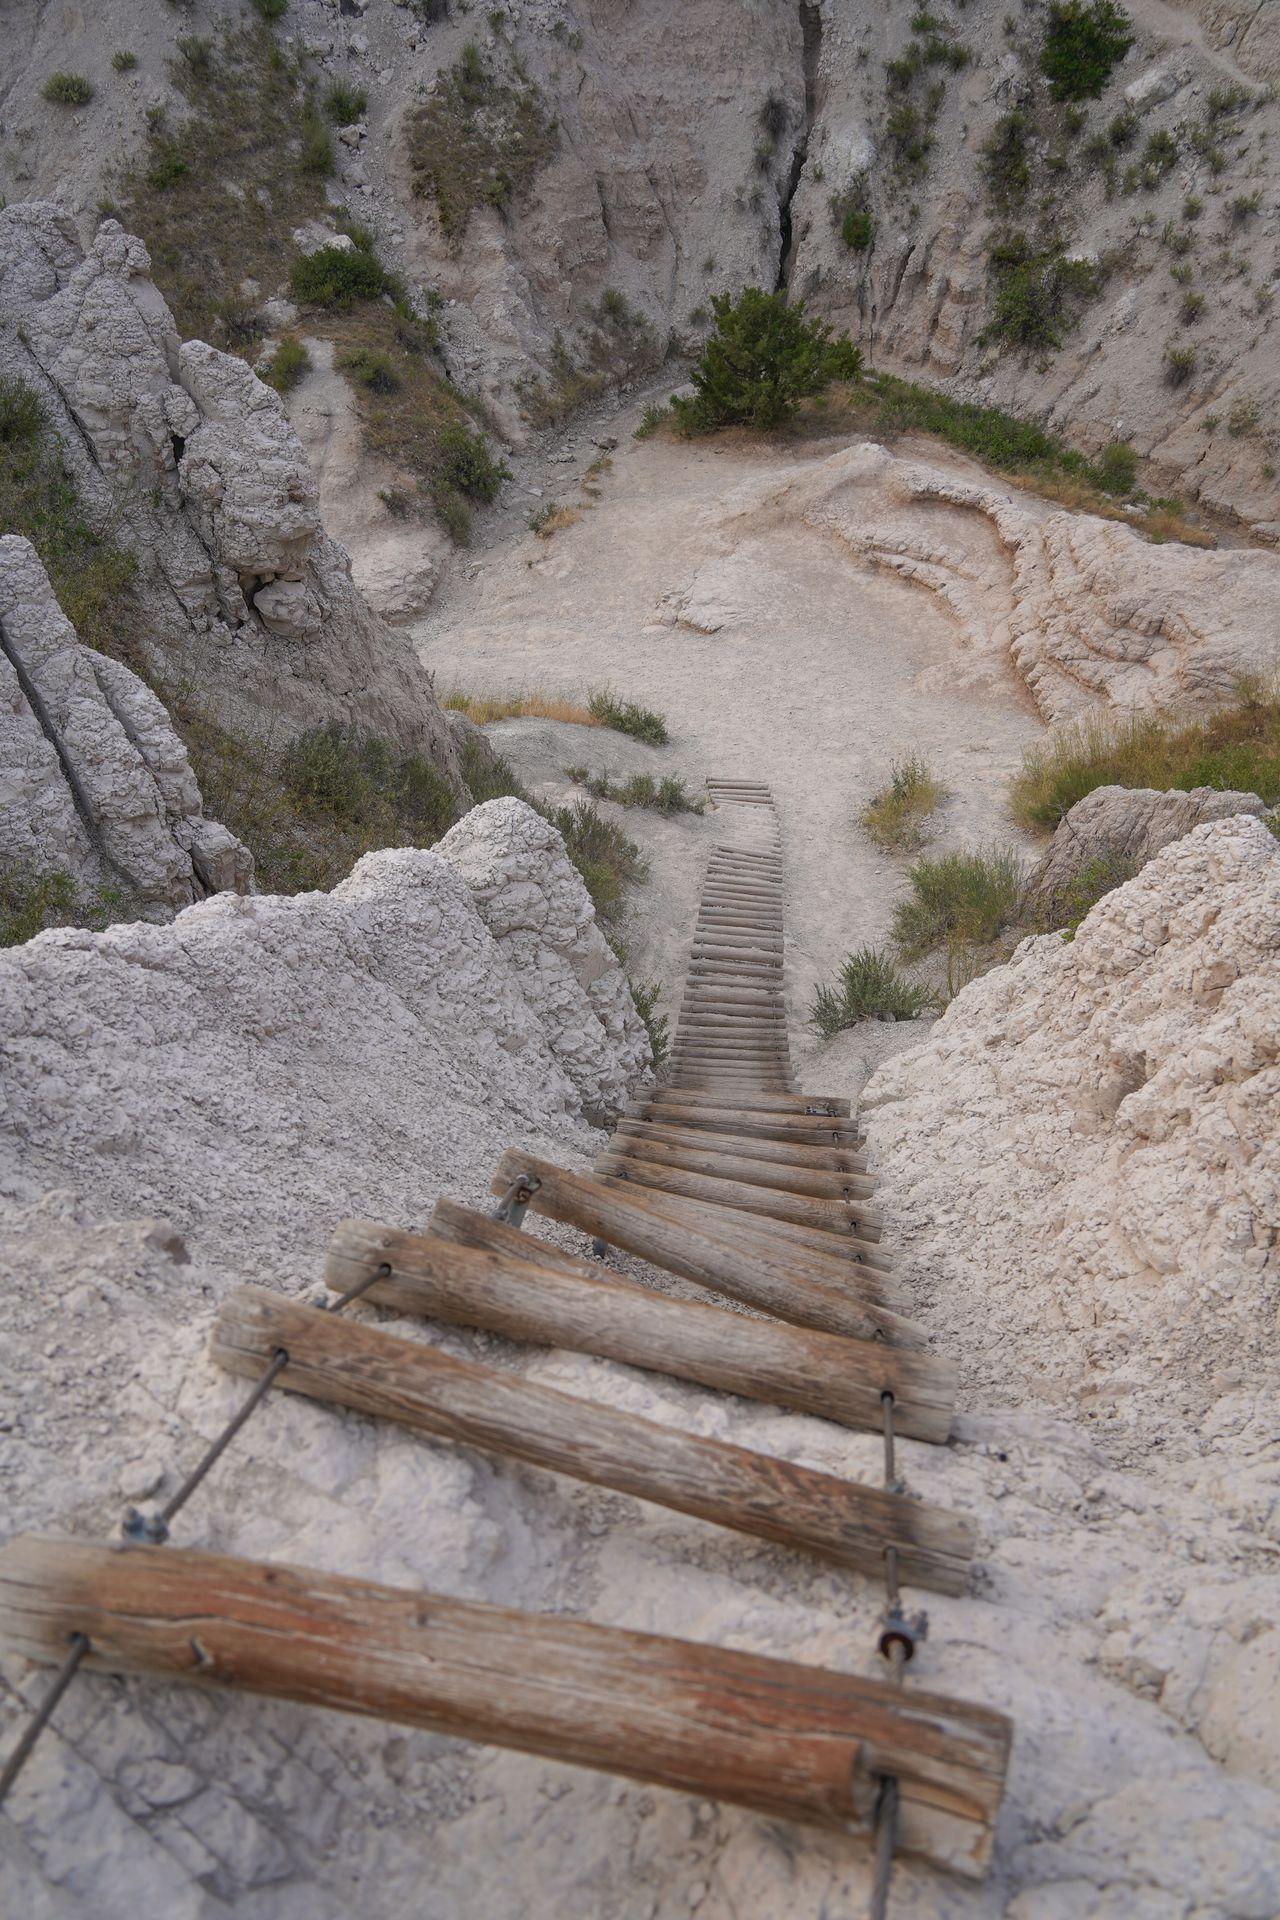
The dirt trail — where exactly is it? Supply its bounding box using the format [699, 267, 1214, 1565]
[417, 417, 1044, 1074]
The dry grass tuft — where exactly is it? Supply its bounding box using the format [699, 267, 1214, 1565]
[441, 687, 601, 727]
[861, 757, 945, 851]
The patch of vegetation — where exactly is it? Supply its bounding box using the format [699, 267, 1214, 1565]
[891, 848, 1026, 959]
[628, 978, 669, 1067]
[442, 686, 599, 726]
[1090, 440, 1137, 496]
[1010, 686, 1280, 828]
[809, 946, 935, 1034]
[264, 334, 311, 393]
[982, 110, 1033, 214]
[881, 34, 951, 183]
[984, 232, 1102, 351]
[116, 23, 332, 348]
[1163, 341, 1197, 388]
[587, 689, 669, 746]
[251, 0, 289, 17]
[1180, 289, 1206, 324]
[281, 721, 457, 839]
[528, 501, 582, 537]
[861, 757, 945, 852]
[112, 51, 138, 73]
[832, 177, 874, 252]
[515, 293, 663, 429]
[406, 41, 558, 245]
[633, 400, 669, 441]
[0, 869, 135, 949]
[337, 344, 401, 394]
[324, 82, 367, 125]
[0, 377, 141, 667]
[564, 769, 704, 814]
[1034, 849, 1139, 936]
[42, 72, 94, 106]
[289, 243, 387, 308]
[672, 288, 860, 435]
[544, 798, 647, 924]
[1039, 0, 1134, 102]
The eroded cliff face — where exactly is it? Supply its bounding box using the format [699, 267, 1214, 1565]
[4, 0, 1276, 536]
[0, 203, 463, 778]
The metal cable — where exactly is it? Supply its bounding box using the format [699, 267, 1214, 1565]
[0, 1262, 390, 1810]
[869, 1389, 907, 1918]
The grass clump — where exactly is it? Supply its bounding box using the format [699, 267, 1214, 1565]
[1163, 341, 1197, 388]
[290, 243, 386, 308]
[587, 689, 669, 746]
[112, 51, 138, 73]
[985, 233, 1102, 352]
[1, 870, 77, 948]
[982, 111, 1033, 214]
[861, 757, 945, 852]
[42, 72, 94, 106]
[809, 947, 935, 1035]
[1010, 689, 1280, 828]
[324, 82, 367, 125]
[672, 288, 860, 435]
[337, 344, 401, 394]
[0, 377, 141, 667]
[251, 0, 289, 17]
[891, 848, 1026, 959]
[565, 769, 704, 814]
[264, 334, 311, 393]
[628, 978, 669, 1066]
[442, 687, 598, 726]
[1040, 0, 1134, 102]
[1035, 849, 1139, 936]
[407, 42, 558, 245]
[279, 722, 456, 838]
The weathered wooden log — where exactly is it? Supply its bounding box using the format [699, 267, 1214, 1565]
[626, 1103, 861, 1148]
[489, 1153, 917, 1345]
[327, 1217, 955, 1441]
[0, 1537, 1009, 1872]
[607, 1133, 877, 1201]
[646, 1090, 852, 1117]
[596, 1155, 882, 1239]
[615, 1118, 870, 1176]
[211, 1288, 970, 1590]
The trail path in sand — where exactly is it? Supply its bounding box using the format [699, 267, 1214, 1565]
[417, 417, 1044, 1079]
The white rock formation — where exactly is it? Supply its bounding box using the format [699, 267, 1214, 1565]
[0, 204, 462, 781]
[736, 442, 1280, 719]
[436, 797, 652, 1116]
[0, 535, 251, 916]
[1029, 780, 1271, 909]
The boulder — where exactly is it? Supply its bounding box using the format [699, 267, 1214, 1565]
[1028, 782, 1271, 914]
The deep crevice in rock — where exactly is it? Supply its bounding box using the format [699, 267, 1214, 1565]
[775, 2, 822, 294]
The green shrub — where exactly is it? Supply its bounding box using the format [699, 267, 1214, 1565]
[1163, 341, 1197, 388]
[1143, 127, 1178, 178]
[42, 72, 94, 105]
[1180, 289, 1205, 324]
[672, 287, 861, 434]
[434, 418, 509, 503]
[0, 870, 78, 948]
[264, 334, 311, 393]
[586, 689, 669, 746]
[0, 378, 45, 445]
[176, 35, 214, 75]
[112, 51, 138, 73]
[891, 848, 1026, 958]
[628, 979, 669, 1066]
[1089, 440, 1137, 495]
[809, 947, 935, 1035]
[564, 768, 703, 814]
[986, 233, 1100, 351]
[840, 201, 875, 250]
[1040, 1, 1134, 102]
[289, 243, 386, 307]
[300, 108, 335, 177]
[280, 722, 457, 836]
[250, 0, 289, 17]
[338, 345, 402, 394]
[982, 110, 1033, 213]
[1010, 690, 1280, 827]
[1036, 850, 1139, 934]
[324, 82, 367, 125]
[860, 757, 945, 851]
[145, 144, 189, 191]
[543, 799, 647, 922]
[633, 400, 670, 440]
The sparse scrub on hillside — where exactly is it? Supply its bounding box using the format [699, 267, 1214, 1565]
[1163, 342, 1197, 388]
[264, 335, 311, 393]
[982, 111, 1033, 214]
[407, 42, 558, 244]
[861, 758, 945, 852]
[42, 73, 94, 106]
[324, 82, 367, 125]
[1011, 686, 1280, 827]
[891, 848, 1027, 960]
[627, 977, 669, 1066]
[280, 722, 457, 840]
[564, 769, 703, 814]
[831, 178, 874, 251]
[809, 947, 936, 1035]
[1034, 849, 1140, 936]
[984, 233, 1102, 352]
[516, 294, 663, 429]
[290, 243, 387, 308]
[672, 289, 860, 435]
[544, 798, 647, 923]
[529, 502, 582, 537]
[116, 24, 333, 347]
[587, 689, 669, 746]
[442, 687, 598, 727]
[0, 869, 132, 949]
[1039, 0, 1134, 102]
[0, 377, 142, 669]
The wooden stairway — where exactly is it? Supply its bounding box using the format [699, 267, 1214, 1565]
[0, 778, 1011, 1891]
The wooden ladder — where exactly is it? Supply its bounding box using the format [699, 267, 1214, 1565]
[1, 779, 1011, 1888]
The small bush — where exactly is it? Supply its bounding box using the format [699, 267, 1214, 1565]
[1227, 397, 1260, 438]
[809, 947, 935, 1035]
[1143, 127, 1178, 178]
[112, 51, 138, 73]
[544, 799, 647, 923]
[264, 334, 311, 393]
[324, 82, 367, 125]
[1010, 691, 1280, 827]
[289, 243, 386, 307]
[434, 418, 509, 503]
[176, 35, 214, 75]
[891, 848, 1026, 958]
[0, 870, 78, 949]
[1231, 191, 1262, 225]
[1180, 289, 1205, 324]
[860, 757, 945, 851]
[986, 234, 1101, 351]
[280, 722, 457, 837]
[338, 345, 402, 394]
[842, 206, 875, 250]
[982, 111, 1033, 213]
[42, 72, 94, 105]
[587, 689, 669, 746]
[672, 287, 861, 434]
[1040, 0, 1134, 102]
[250, 0, 289, 18]
[300, 108, 335, 177]
[628, 979, 669, 1067]
[1163, 341, 1197, 388]
[0, 378, 45, 445]
[1036, 850, 1139, 934]
[565, 769, 703, 815]
[1089, 440, 1137, 496]
[407, 42, 558, 244]
[633, 400, 670, 440]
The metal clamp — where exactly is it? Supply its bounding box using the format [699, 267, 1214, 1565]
[491, 1172, 541, 1228]
[877, 1606, 928, 1666]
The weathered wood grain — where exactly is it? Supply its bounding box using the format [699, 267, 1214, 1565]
[596, 1154, 882, 1238]
[326, 1217, 955, 1441]
[210, 1289, 970, 1591]
[614, 1118, 870, 1175]
[606, 1132, 877, 1201]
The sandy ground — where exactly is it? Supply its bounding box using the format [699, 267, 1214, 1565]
[417, 413, 1045, 1080]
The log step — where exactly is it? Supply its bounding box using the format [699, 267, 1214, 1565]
[211, 1288, 972, 1592]
[328, 1214, 956, 1441]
